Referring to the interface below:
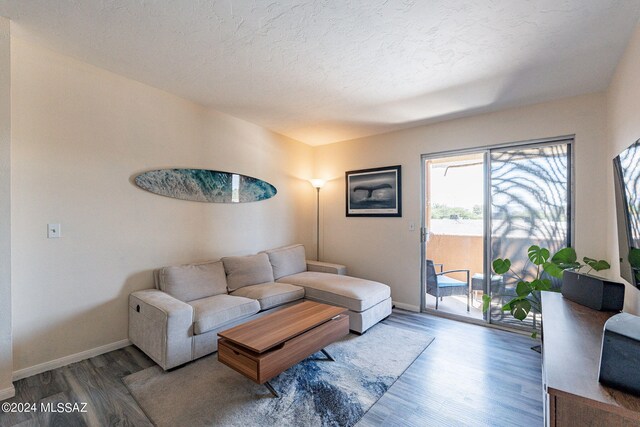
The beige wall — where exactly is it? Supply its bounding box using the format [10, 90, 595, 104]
[607, 23, 640, 313]
[0, 17, 14, 399]
[315, 93, 609, 310]
[427, 235, 484, 282]
[10, 38, 315, 372]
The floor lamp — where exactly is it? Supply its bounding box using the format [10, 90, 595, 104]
[309, 179, 325, 261]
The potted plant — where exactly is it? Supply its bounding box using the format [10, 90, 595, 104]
[482, 245, 610, 337]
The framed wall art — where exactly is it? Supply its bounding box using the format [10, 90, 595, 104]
[345, 165, 401, 217]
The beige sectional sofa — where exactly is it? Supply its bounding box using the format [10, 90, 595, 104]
[129, 244, 392, 370]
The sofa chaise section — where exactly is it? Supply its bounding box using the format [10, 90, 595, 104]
[265, 244, 392, 333]
[276, 271, 391, 333]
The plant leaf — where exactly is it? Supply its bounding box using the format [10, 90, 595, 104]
[492, 258, 511, 275]
[510, 299, 532, 321]
[629, 248, 640, 269]
[559, 262, 582, 270]
[552, 247, 577, 265]
[532, 278, 552, 291]
[543, 261, 564, 279]
[528, 245, 550, 265]
[583, 258, 611, 271]
[516, 281, 532, 297]
[482, 294, 491, 312]
[531, 331, 538, 339]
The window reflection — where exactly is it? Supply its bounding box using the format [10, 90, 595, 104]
[231, 174, 240, 203]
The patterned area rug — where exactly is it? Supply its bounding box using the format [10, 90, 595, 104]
[123, 323, 434, 427]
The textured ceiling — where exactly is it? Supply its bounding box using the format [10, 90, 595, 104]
[1, 1, 640, 145]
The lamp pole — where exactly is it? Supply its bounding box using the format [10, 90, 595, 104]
[310, 179, 325, 261]
[316, 186, 320, 261]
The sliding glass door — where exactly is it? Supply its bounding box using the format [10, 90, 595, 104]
[421, 137, 573, 331]
[422, 153, 486, 319]
[488, 142, 571, 329]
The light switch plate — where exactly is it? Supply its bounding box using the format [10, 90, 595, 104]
[47, 223, 61, 238]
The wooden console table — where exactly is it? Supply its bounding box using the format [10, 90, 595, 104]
[541, 291, 640, 426]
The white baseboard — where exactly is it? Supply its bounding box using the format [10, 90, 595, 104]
[0, 384, 15, 401]
[393, 301, 420, 312]
[13, 339, 131, 381]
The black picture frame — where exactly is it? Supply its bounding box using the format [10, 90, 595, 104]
[345, 165, 402, 217]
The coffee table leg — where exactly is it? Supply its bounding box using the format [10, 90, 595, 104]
[264, 381, 279, 398]
[321, 348, 335, 361]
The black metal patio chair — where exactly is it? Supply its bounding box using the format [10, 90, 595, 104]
[426, 259, 470, 311]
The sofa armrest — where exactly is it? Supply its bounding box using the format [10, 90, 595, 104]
[129, 289, 194, 370]
[306, 260, 347, 275]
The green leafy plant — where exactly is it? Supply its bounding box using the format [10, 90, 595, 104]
[482, 245, 610, 337]
[629, 247, 640, 282]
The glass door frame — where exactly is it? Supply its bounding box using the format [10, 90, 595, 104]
[420, 135, 575, 328]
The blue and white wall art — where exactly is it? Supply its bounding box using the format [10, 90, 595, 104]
[134, 169, 277, 203]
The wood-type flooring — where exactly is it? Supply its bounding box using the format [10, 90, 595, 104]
[0, 309, 542, 426]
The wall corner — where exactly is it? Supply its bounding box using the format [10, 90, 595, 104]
[0, 16, 14, 400]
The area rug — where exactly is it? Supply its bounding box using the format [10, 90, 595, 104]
[123, 323, 434, 427]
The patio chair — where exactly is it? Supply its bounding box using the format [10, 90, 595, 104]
[426, 260, 470, 311]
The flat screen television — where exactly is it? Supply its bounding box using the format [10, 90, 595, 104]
[613, 138, 640, 288]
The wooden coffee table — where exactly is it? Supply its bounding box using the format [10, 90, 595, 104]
[217, 301, 349, 397]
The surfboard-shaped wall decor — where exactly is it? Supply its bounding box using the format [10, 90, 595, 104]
[134, 169, 277, 203]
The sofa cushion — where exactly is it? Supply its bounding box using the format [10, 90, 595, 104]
[188, 294, 260, 335]
[222, 253, 275, 291]
[230, 282, 304, 310]
[157, 261, 227, 302]
[277, 272, 390, 312]
[264, 244, 307, 280]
